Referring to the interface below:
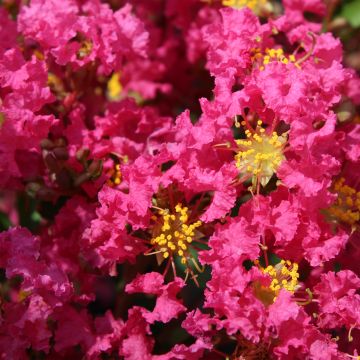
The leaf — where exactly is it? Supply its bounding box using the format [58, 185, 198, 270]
[0, 212, 11, 231]
[341, 0, 360, 28]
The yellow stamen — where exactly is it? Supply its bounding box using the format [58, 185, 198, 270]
[254, 259, 300, 305]
[235, 122, 286, 189]
[222, 0, 268, 14]
[77, 40, 93, 59]
[150, 203, 202, 265]
[251, 47, 298, 70]
[328, 178, 360, 226]
[107, 72, 123, 101]
[107, 162, 122, 187]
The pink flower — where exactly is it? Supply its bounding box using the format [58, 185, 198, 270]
[119, 307, 154, 360]
[53, 306, 95, 353]
[0, 227, 40, 281]
[202, 7, 262, 79]
[0, 8, 17, 56]
[0, 1, 358, 358]
[153, 339, 211, 360]
[126, 272, 186, 323]
[87, 311, 125, 359]
[282, 0, 326, 29]
[314, 270, 360, 330]
[0, 49, 56, 188]
[18, 1, 149, 73]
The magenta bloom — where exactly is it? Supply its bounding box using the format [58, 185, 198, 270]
[0, 0, 359, 358]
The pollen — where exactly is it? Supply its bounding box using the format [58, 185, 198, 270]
[254, 259, 300, 304]
[150, 204, 202, 265]
[107, 72, 123, 101]
[263, 260, 300, 295]
[47, 73, 65, 97]
[328, 178, 360, 226]
[222, 0, 268, 13]
[107, 163, 122, 187]
[77, 39, 93, 59]
[251, 47, 299, 70]
[235, 123, 286, 189]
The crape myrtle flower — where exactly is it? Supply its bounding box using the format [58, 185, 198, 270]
[18, 0, 149, 73]
[0, 0, 359, 359]
[0, 228, 72, 358]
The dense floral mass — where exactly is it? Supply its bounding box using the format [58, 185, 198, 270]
[0, 0, 360, 358]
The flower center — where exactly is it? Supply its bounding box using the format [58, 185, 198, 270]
[328, 178, 360, 226]
[222, 0, 268, 13]
[254, 259, 300, 304]
[77, 39, 93, 59]
[251, 47, 298, 70]
[235, 120, 286, 189]
[263, 260, 300, 294]
[107, 163, 122, 186]
[151, 204, 202, 265]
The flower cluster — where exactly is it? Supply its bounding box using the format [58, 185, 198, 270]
[1, 0, 360, 359]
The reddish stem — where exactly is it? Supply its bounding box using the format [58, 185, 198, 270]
[167, 186, 175, 210]
[163, 257, 172, 277]
[261, 236, 269, 267]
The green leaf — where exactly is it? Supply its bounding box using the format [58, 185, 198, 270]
[17, 193, 41, 232]
[0, 212, 11, 231]
[341, 0, 360, 28]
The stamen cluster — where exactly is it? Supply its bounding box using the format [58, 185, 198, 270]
[222, 0, 268, 12]
[328, 178, 360, 226]
[151, 204, 202, 265]
[252, 47, 298, 70]
[107, 163, 122, 186]
[235, 120, 286, 188]
[0, 0, 359, 358]
[263, 260, 300, 295]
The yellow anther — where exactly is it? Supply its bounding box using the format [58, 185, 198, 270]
[107, 72, 123, 101]
[180, 215, 188, 223]
[107, 161, 122, 187]
[235, 125, 286, 189]
[256, 259, 300, 304]
[267, 49, 276, 57]
[222, 0, 268, 13]
[328, 178, 360, 226]
[251, 46, 296, 69]
[150, 202, 202, 265]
